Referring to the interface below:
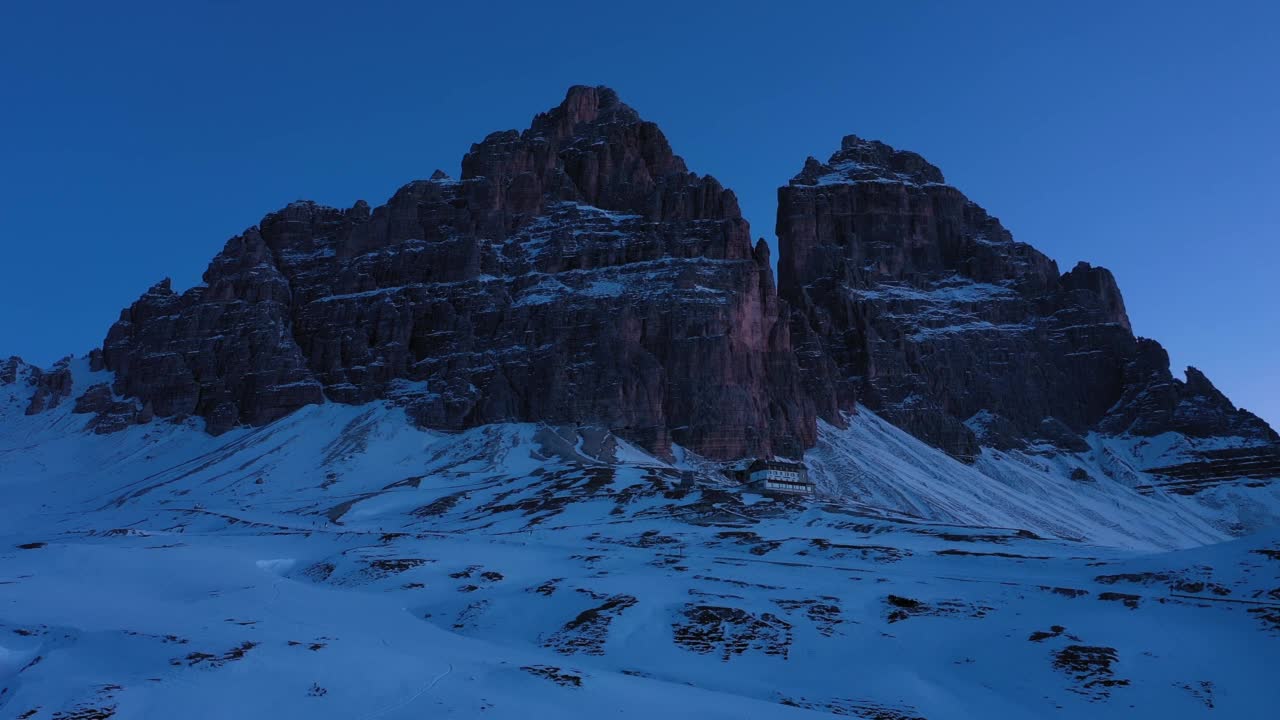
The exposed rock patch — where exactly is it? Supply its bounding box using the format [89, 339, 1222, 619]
[672, 604, 792, 660]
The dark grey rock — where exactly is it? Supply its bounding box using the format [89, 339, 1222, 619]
[97, 86, 815, 459]
[778, 135, 1275, 458]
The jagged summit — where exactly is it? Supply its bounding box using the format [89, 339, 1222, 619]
[779, 134, 1275, 459]
[460, 84, 725, 223]
[1060, 261, 1131, 332]
[791, 134, 946, 188]
[527, 85, 645, 141]
[86, 86, 813, 459]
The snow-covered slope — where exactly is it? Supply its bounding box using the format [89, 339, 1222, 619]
[1, 363, 1278, 719]
[808, 410, 1280, 550]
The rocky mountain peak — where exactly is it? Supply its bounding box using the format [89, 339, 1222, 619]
[778, 134, 1274, 459]
[1184, 366, 1223, 397]
[790, 134, 946, 187]
[85, 86, 813, 458]
[1060, 261, 1131, 332]
[529, 85, 640, 140]
[459, 85, 712, 224]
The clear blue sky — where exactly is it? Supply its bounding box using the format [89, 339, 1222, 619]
[2, 1, 1276, 427]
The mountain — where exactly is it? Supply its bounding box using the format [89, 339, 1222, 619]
[91, 86, 813, 461]
[2, 86, 1279, 719]
[19, 88, 1275, 473]
[778, 135, 1277, 461]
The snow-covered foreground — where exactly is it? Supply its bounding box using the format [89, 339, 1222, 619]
[1, 376, 1278, 718]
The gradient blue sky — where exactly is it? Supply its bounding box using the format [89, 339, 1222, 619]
[2, 1, 1276, 427]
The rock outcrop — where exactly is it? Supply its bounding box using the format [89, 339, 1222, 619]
[1, 356, 23, 386]
[97, 86, 815, 459]
[20, 356, 74, 416]
[71, 382, 154, 434]
[778, 136, 1276, 458]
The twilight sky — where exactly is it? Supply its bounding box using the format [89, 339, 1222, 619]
[1, 1, 1276, 427]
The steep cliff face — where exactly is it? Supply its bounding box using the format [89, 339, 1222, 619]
[98, 86, 815, 459]
[778, 135, 1275, 458]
